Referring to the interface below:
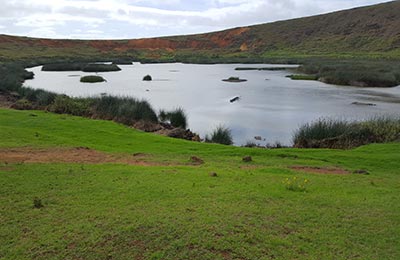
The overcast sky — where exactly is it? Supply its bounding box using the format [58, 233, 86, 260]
[0, 0, 391, 39]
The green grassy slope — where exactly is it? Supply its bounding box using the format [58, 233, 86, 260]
[1, 108, 400, 259]
[1, 1, 400, 62]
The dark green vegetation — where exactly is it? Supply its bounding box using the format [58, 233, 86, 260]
[222, 77, 247, 83]
[159, 108, 188, 129]
[143, 75, 152, 81]
[80, 75, 106, 83]
[287, 74, 319, 81]
[293, 117, 400, 149]
[205, 126, 234, 145]
[82, 63, 121, 72]
[92, 96, 158, 125]
[235, 67, 294, 71]
[298, 59, 400, 87]
[1, 109, 400, 259]
[42, 63, 84, 71]
[42, 63, 121, 72]
[112, 59, 133, 65]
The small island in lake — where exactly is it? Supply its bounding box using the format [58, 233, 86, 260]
[222, 77, 247, 83]
[80, 75, 106, 83]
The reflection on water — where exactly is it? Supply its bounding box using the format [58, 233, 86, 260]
[24, 63, 400, 145]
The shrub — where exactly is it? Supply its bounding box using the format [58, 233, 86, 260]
[18, 87, 55, 105]
[10, 98, 35, 110]
[48, 95, 90, 116]
[143, 75, 152, 81]
[80, 75, 106, 83]
[0, 64, 30, 92]
[23, 71, 34, 80]
[205, 125, 233, 145]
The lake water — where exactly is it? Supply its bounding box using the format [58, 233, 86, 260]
[24, 63, 400, 145]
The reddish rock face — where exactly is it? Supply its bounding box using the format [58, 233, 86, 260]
[0, 26, 250, 55]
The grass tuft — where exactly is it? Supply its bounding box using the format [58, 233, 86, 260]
[293, 117, 400, 148]
[205, 125, 234, 145]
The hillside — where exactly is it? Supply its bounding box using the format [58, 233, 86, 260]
[1, 108, 400, 259]
[1, 1, 400, 62]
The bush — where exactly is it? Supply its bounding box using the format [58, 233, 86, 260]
[143, 75, 152, 81]
[293, 117, 400, 149]
[23, 71, 34, 80]
[48, 95, 90, 116]
[159, 108, 188, 128]
[10, 98, 35, 110]
[205, 125, 233, 145]
[80, 75, 106, 83]
[0, 63, 30, 92]
[35, 89, 57, 106]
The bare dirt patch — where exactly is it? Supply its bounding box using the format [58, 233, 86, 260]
[0, 147, 168, 166]
[290, 166, 350, 175]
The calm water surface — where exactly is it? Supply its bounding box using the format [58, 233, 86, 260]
[25, 63, 400, 145]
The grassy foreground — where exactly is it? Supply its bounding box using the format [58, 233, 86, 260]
[1, 109, 400, 260]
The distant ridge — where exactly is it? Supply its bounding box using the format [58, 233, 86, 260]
[1, 1, 399, 61]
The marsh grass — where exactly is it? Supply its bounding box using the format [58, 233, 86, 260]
[293, 117, 400, 148]
[287, 74, 318, 80]
[205, 125, 234, 145]
[159, 108, 188, 128]
[299, 60, 400, 87]
[48, 95, 91, 116]
[92, 96, 158, 125]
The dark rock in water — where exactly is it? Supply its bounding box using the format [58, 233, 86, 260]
[209, 172, 218, 177]
[242, 156, 253, 162]
[254, 136, 262, 141]
[230, 96, 240, 103]
[351, 102, 377, 106]
[143, 75, 152, 81]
